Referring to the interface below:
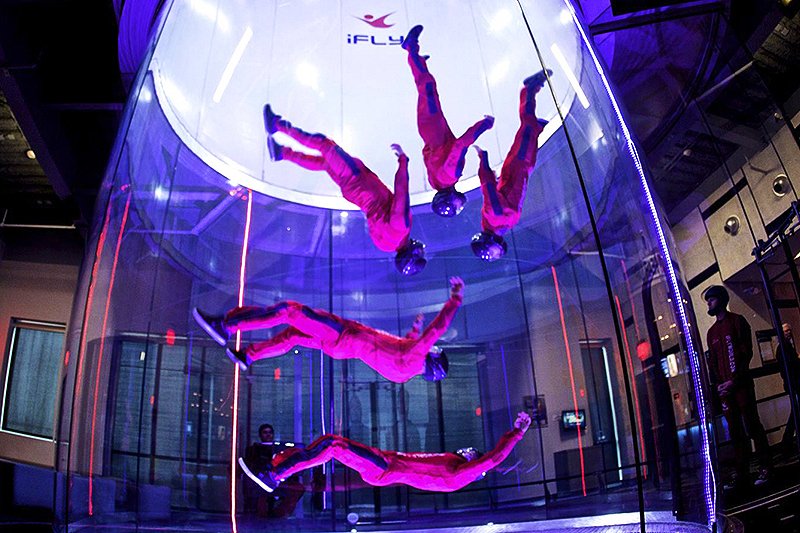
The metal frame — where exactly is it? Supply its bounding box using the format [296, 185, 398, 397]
[753, 200, 800, 454]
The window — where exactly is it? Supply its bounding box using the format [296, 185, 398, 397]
[2, 319, 65, 439]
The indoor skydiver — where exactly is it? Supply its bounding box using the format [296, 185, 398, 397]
[193, 276, 464, 383]
[238, 411, 531, 493]
[401, 24, 495, 218]
[263, 105, 427, 276]
[472, 69, 552, 262]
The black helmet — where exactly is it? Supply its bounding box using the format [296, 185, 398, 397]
[431, 187, 467, 218]
[471, 231, 507, 262]
[422, 348, 448, 381]
[394, 239, 427, 276]
[702, 285, 729, 306]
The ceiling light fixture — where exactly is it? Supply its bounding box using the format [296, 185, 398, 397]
[25, 149, 36, 159]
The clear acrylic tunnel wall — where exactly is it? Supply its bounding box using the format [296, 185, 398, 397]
[56, 0, 717, 531]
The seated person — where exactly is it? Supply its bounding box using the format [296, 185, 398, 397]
[242, 423, 304, 518]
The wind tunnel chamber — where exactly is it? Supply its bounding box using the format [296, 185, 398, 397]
[57, 0, 716, 531]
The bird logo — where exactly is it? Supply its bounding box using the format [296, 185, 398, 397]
[354, 12, 395, 28]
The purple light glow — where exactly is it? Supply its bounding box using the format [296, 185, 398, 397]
[562, 0, 715, 524]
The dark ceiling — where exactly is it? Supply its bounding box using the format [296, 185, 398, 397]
[0, 0, 124, 232]
[0, 0, 798, 254]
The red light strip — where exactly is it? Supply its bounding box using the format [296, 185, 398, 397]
[620, 260, 641, 341]
[615, 295, 647, 478]
[551, 266, 586, 496]
[231, 190, 253, 532]
[75, 196, 114, 516]
[88, 191, 131, 514]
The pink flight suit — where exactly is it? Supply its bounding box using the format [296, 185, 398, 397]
[271, 427, 525, 492]
[223, 292, 463, 383]
[274, 121, 411, 252]
[405, 47, 493, 191]
[477, 84, 544, 235]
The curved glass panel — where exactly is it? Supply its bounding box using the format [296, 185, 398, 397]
[57, 1, 715, 531]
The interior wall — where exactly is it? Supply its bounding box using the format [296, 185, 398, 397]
[673, 117, 800, 443]
[0, 237, 81, 467]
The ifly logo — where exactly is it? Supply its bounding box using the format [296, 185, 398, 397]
[354, 12, 395, 28]
[348, 12, 404, 46]
[347, 34, 404, 46]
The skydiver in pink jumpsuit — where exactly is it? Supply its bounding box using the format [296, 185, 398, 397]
[401, 25, 495, 218]
[264, 105, 427, 275]
[471, 69, 552, 262]
[193, 276, 463, 383]
[238, 412, 531, 493]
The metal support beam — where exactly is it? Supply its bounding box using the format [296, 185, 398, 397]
[588, 0, 725, 36]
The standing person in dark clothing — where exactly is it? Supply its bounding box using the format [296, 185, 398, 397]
[703, 285, 770, 489]
[242, 423, 305, 518]
[778, 323, 800, 452]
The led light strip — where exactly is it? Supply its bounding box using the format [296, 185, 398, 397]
[615, 295, 648, 479]
[213, 27, 254, 103]
[89, 190, 131, 514]
[620, 260, 642, 341]
[76, 194, 115, 517]
[552, 265, 587, 496]
[601, 346, 623, 481]
[230, 190, 253, 532]
[551, 43, 590, 109]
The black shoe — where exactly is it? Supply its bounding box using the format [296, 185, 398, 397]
[193, 308, 229, 346]
[239, 457, 280, 493]
[753, 468, 769, 487]
[401, 25, 423, 51]
[537, 118, 549, 128]
[226, 348, 252, 372]
[263, 104, 281, 134]
[267, 136, 283, 161]
[523, 69, 554, 90]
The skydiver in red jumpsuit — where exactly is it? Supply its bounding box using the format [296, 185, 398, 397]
[470, 69, 552, 262]
[263, 105, 426, 275]
[238, 411, 531, 493]
[401, 25, 495, 218]
[193, 276, 463, 383]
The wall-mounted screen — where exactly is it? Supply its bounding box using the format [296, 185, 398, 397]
[560, 409, 586, 431]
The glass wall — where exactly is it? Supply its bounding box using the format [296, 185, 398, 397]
[56, 0, 715, 531]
